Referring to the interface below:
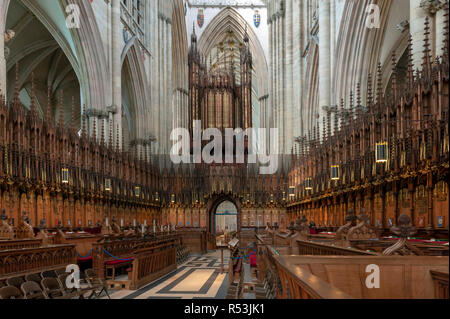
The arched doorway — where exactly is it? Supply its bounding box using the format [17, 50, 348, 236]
[214, 201, 238, 234]
[207, 196, 241, 234]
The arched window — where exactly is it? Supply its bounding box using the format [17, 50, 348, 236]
[121, 0, 146, 45]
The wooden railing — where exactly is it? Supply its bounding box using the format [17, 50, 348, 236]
[92, 235, 180, 278]
[177, 229, 207, 254]
[270, 255, 448, 298]
[430, 270, 449, 299]
[207, 232, 216, 251]
[0, 244, 76, 279]
[0, 239, 43, 251]
[273, 255, 354, 299]
[295, 239, 378, 256]
[129, 242, 177, 290]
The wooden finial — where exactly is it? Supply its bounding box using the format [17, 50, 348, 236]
[109, 118, 113, 149]
[349, 91, 354, 125]
[46, 85, 52, 123]
[30, 73, 37, 115]
[407, 36, 414, 90]
[59, 90, 64, 129]
[391, 51, 398, 99]
[334, 104, 339, 135]
[14, 63, 20, 105]
[422, 16, 432, 73]
[92, 116, 97, 142]
[322, 116, 326, 143]
[326, 110, 331, 139]
[116, 125, 120, 153]
[367, 73, 373, 112]
[71, 97, 76, 132]
[100, 118, 105, 147]
[356, 82, 362, 119]
[81, 107, 87, 139]
[376, 62, 383, 107]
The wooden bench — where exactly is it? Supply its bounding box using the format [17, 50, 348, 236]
[0, 239, 43, 251]
[273, 255, 449, 299]
[0, 245, 77, 280]
[128, 242, 177, 290]
[92, 235, 180, 280]
[177, 229, 207, 254]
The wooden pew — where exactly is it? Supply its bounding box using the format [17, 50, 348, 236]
[0, 239, 43, 251]
[92, 235, 180, 279]
[295, 239, 378, 256]
[128, 241, 177, 290]
[177, 228, 207, 254]
[0, 245, 76, 280]
[273, 255, 448, 299]
[53, 230, 103, 262]
[430, 270, 449, 299]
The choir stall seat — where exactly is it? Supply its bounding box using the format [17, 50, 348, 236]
[6, 276, 25, 290]
[25, 273, 43, 286]
[41, 278, 65, 298]
[41, 270, 58, 279]
[105, 257, 134, 280]
[55, 268, 67, 276]
[0, 286, 24, 299]
[85, 269, 110, 299]
[21, 281, 47, 299]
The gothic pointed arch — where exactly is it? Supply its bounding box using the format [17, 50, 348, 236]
[197, 7, 269, 98]
[121, 42, 150, 145]
[5, 0, 81, 128]
[304, 42, 319, 135]
[333, 0, 410, 104]
[172, 0, 189, 129]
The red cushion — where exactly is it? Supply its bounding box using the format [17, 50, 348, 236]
[233, 260, 242, 273]
[126, 268, 132, 272]
[105, 257, 134, 266]
[77, 256, 93, 262]
[249, 254, 257, 267]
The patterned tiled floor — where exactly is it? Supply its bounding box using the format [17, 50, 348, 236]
[103, 250, 230, 299]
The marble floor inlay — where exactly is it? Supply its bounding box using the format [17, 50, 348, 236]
[104, 250, 230, 299]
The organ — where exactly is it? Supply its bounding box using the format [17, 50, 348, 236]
[188, 26, 253, 151]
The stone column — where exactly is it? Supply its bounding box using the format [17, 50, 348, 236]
[434, 2, 447, 57]
[111, 0, 122, 149]
[0, 8, 6, 97]
[292, 0, 302, 139]
[319, 0, 331, 125]
[158, 12, 164, 154]
[167, 17, 173, 154]
[330, 0, 336, 107]
[273, 13, 279, 138]
[285, 0, 294, 154]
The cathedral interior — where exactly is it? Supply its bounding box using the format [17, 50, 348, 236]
[0, 0, 448, 302]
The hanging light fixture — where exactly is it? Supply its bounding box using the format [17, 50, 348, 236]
[171, 194, 176, 203]
[289, 186, 295, 198]
[376, 141, 388, 163]
[135, 186, 141, 198]
[155, 192, 160, 202]
[305, 178, 313, 190]
[105, 178, 111, 192]
[61, 168, 69, 184]
[331, 165, 340, 180]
